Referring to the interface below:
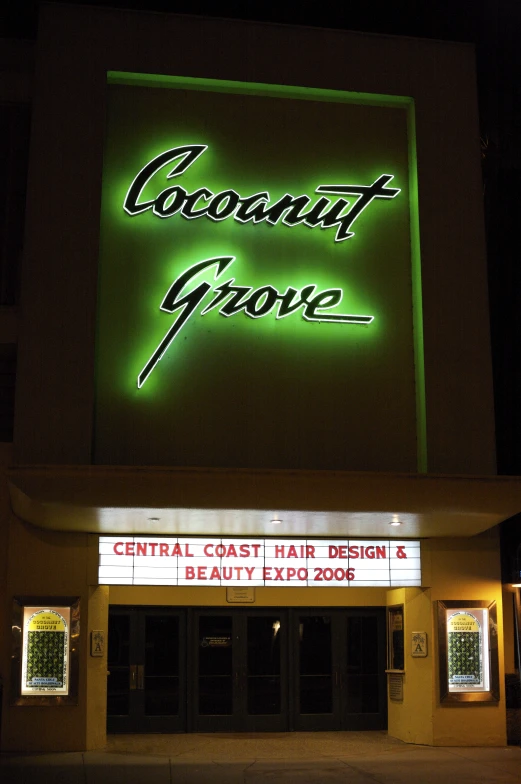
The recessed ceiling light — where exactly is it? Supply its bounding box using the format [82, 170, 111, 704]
[148, 517, 160, 522]
[270, 516, 282, 524]
[390, 521, 402, 526]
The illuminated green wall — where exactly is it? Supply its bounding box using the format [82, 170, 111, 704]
[94, 77, 421, 471]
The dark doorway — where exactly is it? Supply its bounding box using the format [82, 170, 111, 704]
[107, 606, 386, 733]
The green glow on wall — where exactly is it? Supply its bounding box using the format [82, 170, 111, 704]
[108, 71, 412, 109]
[407, 104, 427, 472]
[96, 72, 425, 472]
[123, 142, 401, 243]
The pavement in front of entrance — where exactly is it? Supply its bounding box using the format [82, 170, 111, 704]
[1, 732, 521, 783]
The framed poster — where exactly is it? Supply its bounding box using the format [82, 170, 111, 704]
[10, 596, 80, 706]
[437, 600, 499, 704]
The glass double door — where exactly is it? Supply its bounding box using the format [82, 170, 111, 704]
[193, 610, 287, 731]
[294, 610, 386, 731]
[107, 607, 186, 732]
[107, 607, 386, 733]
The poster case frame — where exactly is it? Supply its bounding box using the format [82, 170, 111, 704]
[10, 596, 80, 706]
[437, 599, 499, 705]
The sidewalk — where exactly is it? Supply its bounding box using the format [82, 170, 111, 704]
[1, 732, 521, 783]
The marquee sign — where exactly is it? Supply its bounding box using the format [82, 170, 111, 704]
[98, 536, 421, 587]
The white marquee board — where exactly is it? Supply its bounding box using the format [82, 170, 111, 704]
[99, 537, 421, 587]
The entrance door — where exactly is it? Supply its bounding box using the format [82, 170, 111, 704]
[292, 609, 387, 731]
[192, 609, 288, 731]
[107, 607, 186, 732]
[343, 609, 387, 730]
[107, 606, 385, 733]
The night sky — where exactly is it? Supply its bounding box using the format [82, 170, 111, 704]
[2, 0, 521, 474]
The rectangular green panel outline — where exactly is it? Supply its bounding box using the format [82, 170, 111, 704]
[107, 71, 427, 472]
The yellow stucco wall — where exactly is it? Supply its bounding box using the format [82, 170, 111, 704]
[1, 518, 109, 752]
[386, 586, 434, 745]
[387, 531, 506, 747]
[86, 586, 109, 750]
[109, 584, 389, 607]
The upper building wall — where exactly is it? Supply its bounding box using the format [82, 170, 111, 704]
[13, 4, 495, 474]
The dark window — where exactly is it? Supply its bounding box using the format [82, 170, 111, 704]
[0, 343, 17, 441]
[0, 102, 30, 306]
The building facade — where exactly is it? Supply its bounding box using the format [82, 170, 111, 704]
[1, 2, 521, 752]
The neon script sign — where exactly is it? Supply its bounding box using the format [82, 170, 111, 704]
[138, 256, 373, 388]
[124, 144, 400, 243]
[124, 144, 401, 387]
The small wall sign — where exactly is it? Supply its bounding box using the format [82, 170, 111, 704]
[389, 673, 404, 701]
[201, 636, 231, 648]
[226, 587, 255, 603]
[411, 631, 427, 657]
[90, 630, 105, 657]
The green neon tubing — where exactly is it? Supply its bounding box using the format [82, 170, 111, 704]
[124, 144, 400, 243]
[137, 257, 374, 388]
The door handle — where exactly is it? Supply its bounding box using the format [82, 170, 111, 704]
[129, 664, 137, 690]
[137, 664, 145, 690]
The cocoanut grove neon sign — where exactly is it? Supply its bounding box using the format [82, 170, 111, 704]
[124, 144, 401, 388]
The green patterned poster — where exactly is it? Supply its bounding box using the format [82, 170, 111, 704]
[447, 610, 486, 692]
[21, 608, 70, 695]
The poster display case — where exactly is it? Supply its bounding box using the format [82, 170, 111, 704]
[437, 600, 499, 704]
[10, 596, 80, 706]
